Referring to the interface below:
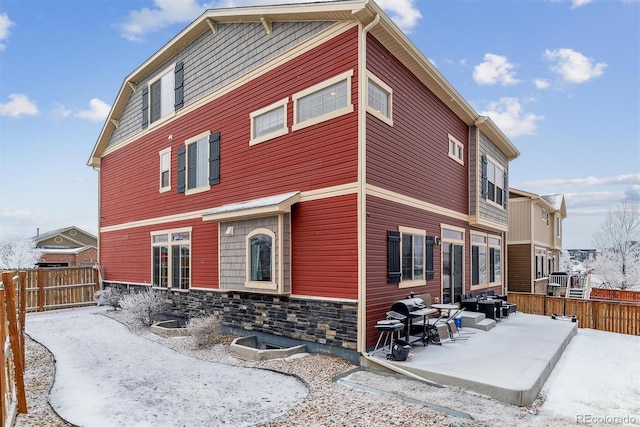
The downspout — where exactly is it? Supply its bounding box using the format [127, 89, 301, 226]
[357, 13, 379, 357]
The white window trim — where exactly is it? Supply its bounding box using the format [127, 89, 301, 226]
[398, 226, 427, 289]
[249, 97, 289, 146]
[245, 228, 277, 290]
[486, 155, 505, 209]
[488, 235, 502, 285]
[366, 72, 393, 126]
[147, 64, 176, 129]
[150, 227, 192, 291]
[448, 134, 464, 165]
[159, 147, 172, 193]
[184, 130, 212, 196]
[470, 232, 488, 290]
[292, 69, 354, 132]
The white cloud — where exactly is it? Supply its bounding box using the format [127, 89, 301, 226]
[544, 48, 607, 83]
[52, 103, 72, 119]
[479, 97, 543, 137]
[523, 173, 640, 188]
[119, 0, 206, 42]
[375, 0, 422, 32]
[0, 13, 14, 51]
[571, 0, 593, 8]
[564, 191, 627, 208]
[534, 79, 550, 89]
[473, 54, 520, 86]
[118, 0, 423, 41]
[624, 185, 640, 202]
[75, 99, 111, 123]
[0, 94, 39, 118]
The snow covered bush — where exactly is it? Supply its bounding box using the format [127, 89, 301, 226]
[118, 287, 167, 327]
[95, 287, 123, 310]
[186, 314, 221, 347]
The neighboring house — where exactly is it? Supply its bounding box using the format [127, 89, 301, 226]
[87, 1, 519, 360]
[33, 226, 98, 267]
[507, 189, 567, 293]
[567, 249, 596, 262]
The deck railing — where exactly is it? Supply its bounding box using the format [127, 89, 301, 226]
[507, 292, 640, 336]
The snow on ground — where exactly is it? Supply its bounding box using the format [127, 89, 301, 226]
[22, 306, 640, 427]
[25, 306, 308, 427]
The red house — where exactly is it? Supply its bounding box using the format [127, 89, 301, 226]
[88, 1, 519, 362]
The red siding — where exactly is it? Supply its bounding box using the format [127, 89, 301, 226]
[365, 34, 469, 215]
[100, 27, 359, 228]
[99, 28, 359, 297]
[291, 194, 358, 299]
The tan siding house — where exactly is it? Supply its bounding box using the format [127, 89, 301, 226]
[507, 189, 566, 293]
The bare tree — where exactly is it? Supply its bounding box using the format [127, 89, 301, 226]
[591, 202, 640, 289]
[0, 236, 43, 269]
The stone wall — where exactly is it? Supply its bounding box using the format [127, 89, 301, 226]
[105, 282, 359, 361]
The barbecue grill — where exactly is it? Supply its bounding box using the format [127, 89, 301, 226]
[387, 298, 437, 345]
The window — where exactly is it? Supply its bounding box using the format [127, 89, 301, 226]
[556, 216, 561, 238]
[250, 98, 288, 145]
[177, 131, 220, 195]
[489, 237, 501, 283]
[442, 226, 464, 304]
[245, 229, 275, 288]
[448, 135, 464, 165]
[387, 227, 434, 287]
[482, 155, 505, 208]
[471, 234, 487, 287]
[159, 148, 171, 192]
[151, 228, 191, 290]
[292, 70, 354, 131]
[142, 62, 184, 129]
[367, 73, 393, 126]
[542, 210, 549, 225]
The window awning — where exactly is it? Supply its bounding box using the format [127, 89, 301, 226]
[202, 191, 300, 221]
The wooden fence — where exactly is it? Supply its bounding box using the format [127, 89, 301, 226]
[507, 292, 640, 336]
[0, 272, 27, 427]
[590, 288, 640, 302]
[13, 267, 99, 312]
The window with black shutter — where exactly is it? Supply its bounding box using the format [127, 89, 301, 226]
[480, 154, 488, 199]
[426, 236, 434, 280]
[387, 230, 401, 284]
[141, 87, 149, 129]
[177, 146, 186, 194]
[209, 132, 220, 185]
[174, 62, 184, 110]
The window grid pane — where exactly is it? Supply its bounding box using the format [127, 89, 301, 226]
[254, 106, 284, 138]
[368, 80, 388, 117]
[297, 80, 347, 123]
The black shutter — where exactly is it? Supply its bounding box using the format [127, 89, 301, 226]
[387, 230, 401, 284]
[177, 146, 186, 194]
[150, 80, 161, 123]
[480, 154, 488, 199]
[503, 171, 509, 209]
[188, 142, 197, 189]
[209, 131, 220, 185]
[425, 236, 434, 280]
[172, 245, 180, 288]
[141, 86, 149, 129]
[174, 62, 184, 110]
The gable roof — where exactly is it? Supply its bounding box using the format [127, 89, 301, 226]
[88, 0, 519, 167]
[510, 188, 567, 218]
[32, 226, 98, 248]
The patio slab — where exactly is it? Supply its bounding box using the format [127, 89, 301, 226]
[363, 312, 578, 406]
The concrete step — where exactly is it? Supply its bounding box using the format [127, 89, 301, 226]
[459, 311, 486, 328]
[473, 318, 496, 331]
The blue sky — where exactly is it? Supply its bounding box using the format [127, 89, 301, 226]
[0, 0, 638, 249]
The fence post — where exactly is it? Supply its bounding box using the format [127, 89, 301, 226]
[0, 284, 6, 427]
[18, 272, 26, 368]
[1, 273, 27, 414]
[94, 266, 100, 292]
[37, 268, 45, 312]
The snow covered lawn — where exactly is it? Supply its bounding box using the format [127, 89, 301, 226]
[25, 306, 308, 427]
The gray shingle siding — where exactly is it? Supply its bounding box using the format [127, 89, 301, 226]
[471, 128, 509, 225]
[107, 21, 335, 148]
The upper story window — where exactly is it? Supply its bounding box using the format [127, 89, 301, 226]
[556, 216, 561, 238]
[481, 154, 506, 208]
[448, 135, 464, 165]
[367, 73, 393, 126]
[159, 147, 171, 193]
[542, 210, 549, 225]
[250, 98, 288, 145]
[177, 131, 220, 195]
[142, 62, 184, 129]
[292, 69, 354, 131]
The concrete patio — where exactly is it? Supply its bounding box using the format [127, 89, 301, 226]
[363, 312, 578, 406]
